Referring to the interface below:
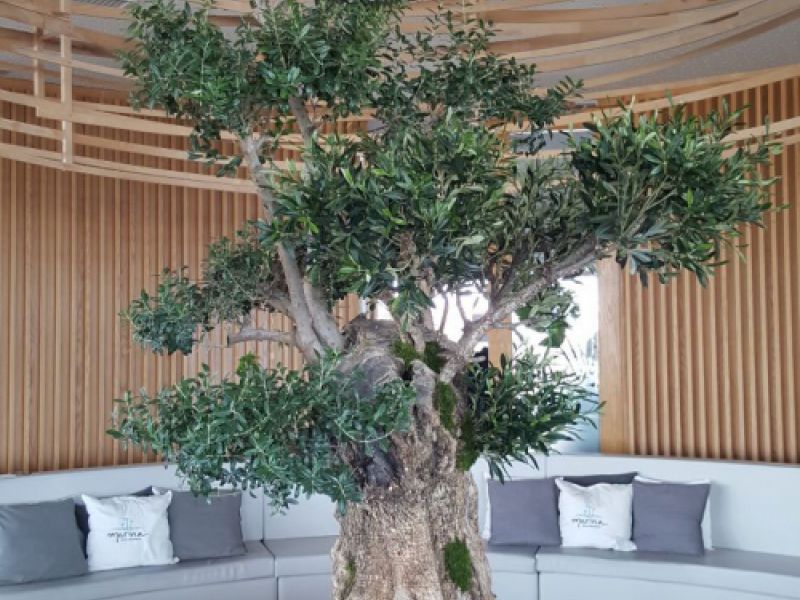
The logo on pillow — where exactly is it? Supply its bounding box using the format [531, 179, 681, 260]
[108, 517, 148, 543]
[572, 501, 607, 529]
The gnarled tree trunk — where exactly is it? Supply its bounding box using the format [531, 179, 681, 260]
[331, 470, 492, 600]
[332, 320, 494, 600]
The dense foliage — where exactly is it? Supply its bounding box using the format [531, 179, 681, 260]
[458, 352, 595, 477]
[113, 0, 777, 512]
[572, 105, 777, 286]
[110, 353, 413, 509]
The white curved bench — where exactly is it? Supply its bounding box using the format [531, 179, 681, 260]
[536, 546, 800, 600]
[0, 465, 277, 600]
[1, 455, 798, 599]
[524, 454, 800, 600]
[259, 454, 800, 600]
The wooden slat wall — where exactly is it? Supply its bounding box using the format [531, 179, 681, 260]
[0, 86, 361, 475]
[600, 76, 800, 464]
[4, 74, 799, 473]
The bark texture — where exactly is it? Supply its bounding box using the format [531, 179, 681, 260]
[332, 319, 494, 600]
[331, 470, 492, 600]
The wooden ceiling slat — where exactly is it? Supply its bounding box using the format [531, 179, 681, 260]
[578, 8, 800, 92]
[478, 0, 739, 23]
[11, 0, 794, 80]
[513, 0, 797, 67]
[0, 2, 72, 36]
[726, 115, 800, 142]
[3, 0, 61, 17]
[490, 0, 760, 57]
[0, 58, 131, 91]
[0, 116, 62, 140]
[12, 48, 125, 78]
[0, 26, 114, 58]
[0, 140, 258, 192]
[551, 64, 800, 129]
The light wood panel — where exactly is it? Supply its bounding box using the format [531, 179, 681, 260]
[599, 76, 800, 464]
[0, 87, 361, 475]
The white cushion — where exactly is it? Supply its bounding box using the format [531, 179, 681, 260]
[486, 543, 539, 573]
[82, 492, 177, 572]
[265, 536, 336, 577]
[536, 546, 800, 599]
[556, 479, 635, 551]
[0, 541, 274, 600]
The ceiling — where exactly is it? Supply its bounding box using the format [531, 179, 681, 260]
[1, 0, 799, 94]
[0, 0, 798, 192]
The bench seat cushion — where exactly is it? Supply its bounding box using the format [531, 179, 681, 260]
[486, 544, 538, 573]
[265, 536, 336, 578]
[0, 541, 274, 600]
[536, 546, 800, 599]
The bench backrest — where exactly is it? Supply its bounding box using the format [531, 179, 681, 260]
[2, 455, 798, 556]
[263, 454, 800, 557]
[543, 454, 800, 557]
[0, 464, 265, 542]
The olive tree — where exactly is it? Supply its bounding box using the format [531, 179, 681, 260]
[110, 1, 777, 598]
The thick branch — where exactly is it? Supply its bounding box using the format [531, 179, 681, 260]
[285, 97, 346, 351]
[262, 290, 293, 317]
[305, 282, 345, 351]
[240, 136, 324, 360]
[439, 241, 599, 383]
[288, 95, 317, 142]
[227, 325, 295, 347]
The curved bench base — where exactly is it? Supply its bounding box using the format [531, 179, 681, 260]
[541, 574, 792, 600]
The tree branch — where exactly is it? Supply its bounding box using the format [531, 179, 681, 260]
[289, 96, 352, 349]
[262, 290, 293, 317]
[285, 98, 346, 351]
[227, 325, 295, 347]
[305, 282, 345, 351]
[437, 294, 449, 336]
[454, 290, 471, 327]
[240, 136, 324, 360]
[439, 240, 599, 383]
[288, 95, 317, 142]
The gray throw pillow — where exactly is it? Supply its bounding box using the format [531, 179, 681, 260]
[632, 480, 710, 555]
[0, 499, 88, 584]
[156, 489, 246, 560]
[563, 472, 637, 486]
[488, 478, 560, 546]
[74, 487, 151, 555]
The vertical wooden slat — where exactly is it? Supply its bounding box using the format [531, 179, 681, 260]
[768, 81, 785, 462]
[597, 259, 628, 454]
[0, 154, 10, 473]
[781, 78, 800, 463]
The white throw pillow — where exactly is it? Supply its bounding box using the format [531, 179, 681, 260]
[82, 492, 177, 571]
[634, 475, 713, 549]
[556, 478, 636, 551]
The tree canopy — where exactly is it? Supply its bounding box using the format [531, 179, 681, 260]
[112, 0, 778, 508]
